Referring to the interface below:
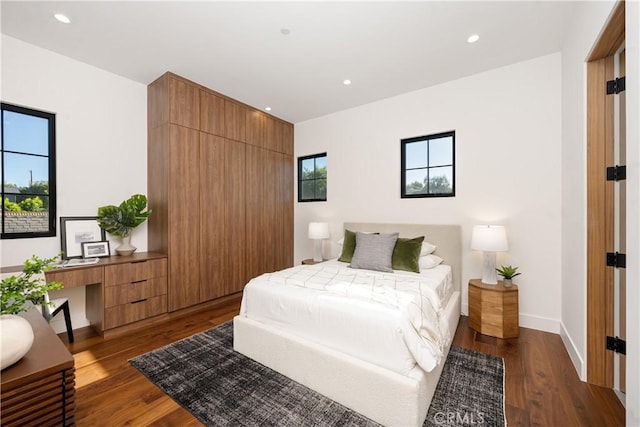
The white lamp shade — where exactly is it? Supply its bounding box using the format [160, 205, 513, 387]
[471, 225, 508, 252]
[308, 222, 330, 240]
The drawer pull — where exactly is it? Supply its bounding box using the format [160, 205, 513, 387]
[132, 260, 147, 264]
[132, 280, 146, 284]
[130, 298, 148, 305]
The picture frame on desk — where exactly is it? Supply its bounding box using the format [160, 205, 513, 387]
[60, 216, 106, 259]
[81, 241, 110, 258]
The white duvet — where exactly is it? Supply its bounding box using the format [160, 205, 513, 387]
[239, 260, 453, 374]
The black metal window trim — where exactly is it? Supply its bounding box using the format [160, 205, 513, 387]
[298, 152, 327, 202]
[1, 102, 57, 239]
[401, 130, 455, 198]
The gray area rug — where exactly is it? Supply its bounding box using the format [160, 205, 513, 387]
[130, 322, 504, 426]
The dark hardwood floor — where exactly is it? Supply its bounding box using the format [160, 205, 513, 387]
[61, 298, 624, 426]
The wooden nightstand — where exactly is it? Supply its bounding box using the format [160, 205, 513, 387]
[468, 278, 519, 338]
[301, 259, 324, 265]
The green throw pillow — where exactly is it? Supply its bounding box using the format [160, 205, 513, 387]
[392, 236, 425, 273]
[337, 229, 357, 263]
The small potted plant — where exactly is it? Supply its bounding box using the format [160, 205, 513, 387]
[496, 265, 521, 288]
[97, 194, 152, 256]
[1, 254, 63, 369]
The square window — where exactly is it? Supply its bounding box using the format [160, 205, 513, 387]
[401, 131, 455, 198]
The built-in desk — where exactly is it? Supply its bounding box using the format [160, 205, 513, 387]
[44, 252, 168, 335]
[1, 309, 75, 426]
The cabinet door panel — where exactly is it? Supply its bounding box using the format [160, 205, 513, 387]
[245, 146, 268, 280]
[168, 125, 201, 310]
[246, 110, 267, 149]
[199, 133, 226, 301]
[224, 101, 247, 142]
[200, 91, 225, 136]
[224, 141, 247, 295]
[169, 77, 199, 129]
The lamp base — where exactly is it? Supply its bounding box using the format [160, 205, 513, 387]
[313, 240, 323, 263]
[481, 251, 498, 285]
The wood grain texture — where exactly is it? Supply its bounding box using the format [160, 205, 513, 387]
[468, 279, 519, 339]
[246, 109, 267, 149]
[245, 145, 269, 279]
[46, 266, 103, 289]
[147, 73, 169, 130]
[586, 57, 615, 387]
[148, 123, 170, 254]
[63, 302, 624, 426]
[104, 295, 167, 330]
[200, 90, 225, 137]
[104, 277, 167, 308]
[169, 76, 200, 129]
[224, 100, 247, 142]
[224, 140, 248, 295]
[168, 125, 201, 311]
[588, 1, 625, 61]
[199, 133, 226, 302]
[104, 258, 167, 286]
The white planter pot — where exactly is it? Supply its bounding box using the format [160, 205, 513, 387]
[0, 314, 34, 370]
[116, 234, 137, 256]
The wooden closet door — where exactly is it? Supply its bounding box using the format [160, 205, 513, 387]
[224, 141, 247, 294]
[274, 151, 294, 270]
[199, 133, 226, 301]
[168, 124, 201, 311]
[245, 145, 269, 280]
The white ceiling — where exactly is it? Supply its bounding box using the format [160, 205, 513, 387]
[1, 1, 578, 124]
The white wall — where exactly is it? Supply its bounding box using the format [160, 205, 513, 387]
[294, 53, 562, 333]
[0, 36, 148, 332]
[559, 0, 617, 383]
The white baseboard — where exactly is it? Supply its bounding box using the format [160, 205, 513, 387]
[560, 322, 586, 380]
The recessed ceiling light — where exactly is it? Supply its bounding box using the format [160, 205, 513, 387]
[54, 13, 71, 24]
[280, 28, 291, 35]
[265, 107, 272, 112]
[467, 34, 480, 43]
[343, 79, 352, 86]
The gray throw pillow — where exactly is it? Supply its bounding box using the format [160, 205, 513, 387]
[350, 232, 399, 273]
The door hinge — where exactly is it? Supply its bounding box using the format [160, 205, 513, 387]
[606, 76, 626, 94]
[606, 336, 626, 355]
[606, 252, 626, 268]
[606, 165, 626, 181]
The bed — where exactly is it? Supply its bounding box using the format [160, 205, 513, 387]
[233, 223, 461, 426]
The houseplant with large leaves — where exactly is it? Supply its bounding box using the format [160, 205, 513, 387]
[97, 194, 152, 256]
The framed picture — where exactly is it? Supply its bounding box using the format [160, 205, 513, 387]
[60, 217, 106, 259]
[81, 241, 111, 258]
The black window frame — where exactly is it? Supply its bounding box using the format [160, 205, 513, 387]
[401, 130, 455, 198]
[298, 152, 327, 202]
[1, 102, 57, 239]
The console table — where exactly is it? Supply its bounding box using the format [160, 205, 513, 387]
[1, 309, 75, 426]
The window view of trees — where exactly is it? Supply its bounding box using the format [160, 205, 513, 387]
[298, 153, 327, 202]
[401, 131, 455, 198]
[1, 103, 56, 238]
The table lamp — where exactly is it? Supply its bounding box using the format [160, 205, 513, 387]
[308, 222, 330, 262]
[471, 225, 508, 285]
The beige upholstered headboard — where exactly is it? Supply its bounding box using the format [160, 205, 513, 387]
[343, 223, 462, 292]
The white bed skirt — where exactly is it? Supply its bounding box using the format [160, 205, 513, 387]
[233, 290, 461, 427]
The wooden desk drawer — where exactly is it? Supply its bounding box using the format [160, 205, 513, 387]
[104, 295, 167, 329]
[46, 267, 103, 288]
[104, 258, 167, 286]
[104, 277, 167, 308]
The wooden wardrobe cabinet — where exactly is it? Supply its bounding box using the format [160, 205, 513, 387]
[148, 72, 293, 312]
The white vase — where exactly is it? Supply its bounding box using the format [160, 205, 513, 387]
[1, 314, 35, 370]
[116, 234, 137, 256]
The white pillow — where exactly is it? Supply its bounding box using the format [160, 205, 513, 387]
[419, 254, 443, 269]
[420, 242, 437, 256]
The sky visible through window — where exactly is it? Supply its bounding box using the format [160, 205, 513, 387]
[3, 110, 49, 187]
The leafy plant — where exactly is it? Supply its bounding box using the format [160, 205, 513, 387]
[496, 265, 521, 280]
[0, 255, 63, 315]
[97, 194, 152, 238]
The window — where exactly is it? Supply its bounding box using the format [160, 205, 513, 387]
[298, 153, 327, 202]
[401, 131, 455, 198]
[1, 103, 56, 238]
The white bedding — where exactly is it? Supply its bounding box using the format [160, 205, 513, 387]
[239, 260, 454, 375]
